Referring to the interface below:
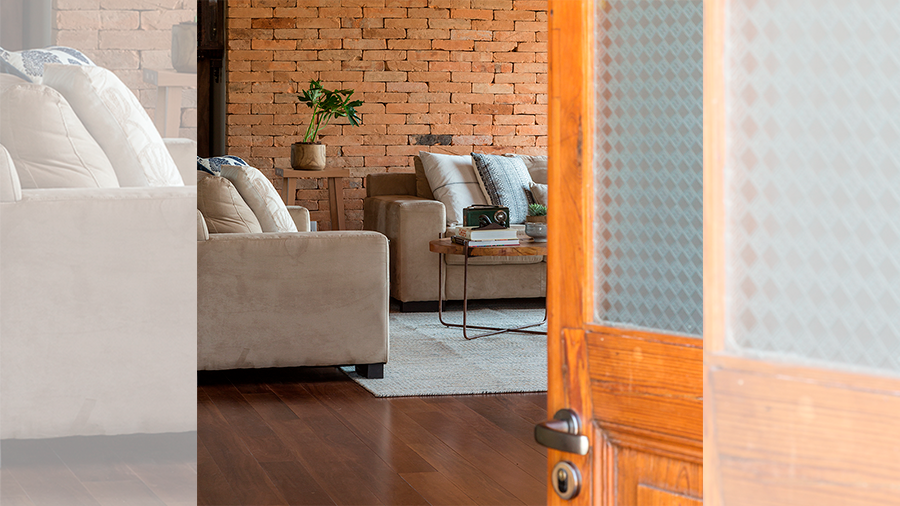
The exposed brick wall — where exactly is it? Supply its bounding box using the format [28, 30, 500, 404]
[226, 0, 548, 230]
[53, 0, 198, 140]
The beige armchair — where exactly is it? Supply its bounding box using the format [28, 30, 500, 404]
[197, 202, 390, 379]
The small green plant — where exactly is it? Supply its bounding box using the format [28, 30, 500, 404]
[528, 203, 547, 216]
[296, 80, 363, 143]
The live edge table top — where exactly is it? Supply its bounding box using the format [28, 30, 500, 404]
[428, 238, 548, 257]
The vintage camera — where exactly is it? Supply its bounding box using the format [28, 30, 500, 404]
[463, 205, 510, 229]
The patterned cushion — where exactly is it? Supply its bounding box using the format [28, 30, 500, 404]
[471, 152, 534, 224]
[220, 164, 298, 233]
[0, 46, 94, 84]
[197, 155, 249, 176]
[419, 151, 489, 227]
[504, 153, 548, 184]
[42, 64, 183, 187]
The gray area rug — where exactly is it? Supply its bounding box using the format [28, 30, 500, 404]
[341, 304, 547, 397]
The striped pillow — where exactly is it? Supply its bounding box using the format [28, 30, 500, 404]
[471, 153, 534, 224]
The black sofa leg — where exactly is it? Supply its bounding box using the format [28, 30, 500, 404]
[356, 363, 384, 379]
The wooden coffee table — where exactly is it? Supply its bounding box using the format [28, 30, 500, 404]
[429, 237, 548, 340]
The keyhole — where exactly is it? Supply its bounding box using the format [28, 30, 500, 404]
[557, 468, 568, 494]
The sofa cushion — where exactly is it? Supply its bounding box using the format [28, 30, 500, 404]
[0, 46, 94, 84]
[529, 181, 548, 206]
[0, 75, 119, 189]
[505, 153, 548, 185]
[471, 152, 534, 224]
[220, 164, 298, 233]
[413, 155, 435, 200]
[42, 63, 183, 187]
[419, 151, 489, 227]
[197, 173, 263, 234]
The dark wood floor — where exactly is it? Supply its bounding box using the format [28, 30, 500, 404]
[0, 431, 197, 506]
[198, 366, 549, 506]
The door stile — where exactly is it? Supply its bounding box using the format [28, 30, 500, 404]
[548, 0, 597, 504]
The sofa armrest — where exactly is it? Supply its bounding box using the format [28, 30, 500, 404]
[287, 205, 310, 231]
[0, 185, 197, 439]
[364, 195, 445, 302]
[0, 143, 22, 202]
[197, 230, 389, 370]
[366, 173, 417, 197]
[163, 138, 198, 185]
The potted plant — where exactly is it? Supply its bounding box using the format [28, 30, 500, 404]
[292, 79, 363, 170]
[525, 203, 547, 242]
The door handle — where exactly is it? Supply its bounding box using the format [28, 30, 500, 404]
[534, 409, 590, 455]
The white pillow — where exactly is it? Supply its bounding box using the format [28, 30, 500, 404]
[505, 153, 548, 185]
[42, 64, 183, 187]
[529, 181, 548, 206]
[220, 164, 298, 233]
[0, 76, 119, 189]
[419, 151, 489, 227]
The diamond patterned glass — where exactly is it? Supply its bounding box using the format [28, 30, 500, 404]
[593, 0, 704, 336]
[725, 0, 900, 373]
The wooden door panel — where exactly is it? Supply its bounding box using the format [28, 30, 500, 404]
[709, 360, 900, 505]
[593, 427, 702, 506]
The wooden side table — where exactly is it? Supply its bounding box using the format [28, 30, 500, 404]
[275, 167, 350, 230]
[142, 69, 196, 138]
[429, 237, 548, 340]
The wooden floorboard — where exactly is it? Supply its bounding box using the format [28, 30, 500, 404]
[199, 366, 548, 506]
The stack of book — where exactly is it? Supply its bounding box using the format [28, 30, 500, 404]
[451, 226, 519, 247]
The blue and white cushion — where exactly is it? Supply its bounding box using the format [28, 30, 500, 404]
[471, 152, 535, 224]
[0, 46, 94, 84]
[197, 155, 250, 176]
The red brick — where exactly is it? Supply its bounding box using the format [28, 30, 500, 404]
[409, 92, 450, 103]
[365, 7, 408, 17]
[429, 103, 470, 114]
[513, 0, 545, 10]
[514, 83, 545, 93]
[493, 135, 535, 146]
[387, 39, 431, 49]
[294, 17, 342, 28]
[494, 93, 536, 104]
[387, 81, 428, 92]
[450, 9, 492, 19]
[251, 39, 296, 50]
[493, 51, 535, 63]
[230, 50, 274, 61]
[450, 29, 492, 40]
[513, 103, 545, 114]
[273, 7, 322, 17]
[361, 134, 408, 145]
[407, 71, 450, 82]
[319, 49, 364, 60]
[319, 28, 362, 39]
[450, 113, 491, 124]
[451, 72, 494, 83]
[407, 28, 450, 39]
[274, 29, 319, 39]
[319, 7, 363, 17]
[493, 30, 535, 42]
[431, 39, 474, 51]
[362, 28, 407, 38]
[252, 81, 293, 93]
[472, 20, 515, 30]
[405, 50, 449, 61]
[473, 104, 513, 115]
[364, 71, 408, 82]
[363, 50, 408, 60]
[251, 17, 295, 28]
[231, 28, 275, 40]
[429, 61, 471, 72]
[320, 70, 365, 81]
[453, 135, 492, 145]
[273, 50, 319, 61]
[364, 92, 409, 102]
[343, 60, 386, 71]
[365, 156, 409, 166]
[451, 93, 494, 104]
[494, 10, 535, 20]
[387, 124, 430, 135]
[515, 42, 547, 53]
[473, 41, 516, 52]
[386, 0, 427, 6]
[429, 82, 472, 93]
[341, 38, 387, 49]
[385, 18, 428, 29]
[430, 124, 473, 135]
[516, 125, 546, 135]
[385, 103, 429, 113]
[230, 7, 273, 18]
[515, 21, 547, 31]
[495, 72, 536, 84]
[407, 113, 450, 124]
[407, 7, 450, 18]
[427, 18, 471, 29]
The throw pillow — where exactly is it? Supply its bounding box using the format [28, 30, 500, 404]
[504, 153, 548, 184]
[419, 151, 488, 227]
[413, 155, 435, 200]
[529, 181, 548, 207]
[198, 155, 249, 176]
[0, 75, 119, 189]
[220, 164, 298, 233]
[197, 173, 263, 234]
[471, 152, 534, 224]
[0, 46, 94, 84]
[42, 63, 183, 187]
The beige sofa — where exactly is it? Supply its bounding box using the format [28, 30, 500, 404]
[364, 157, 547, 312]
[197, 191, 390, 379]
[0, 140, 197, 440]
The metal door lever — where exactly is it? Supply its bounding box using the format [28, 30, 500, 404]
[534, 409, 590, 455]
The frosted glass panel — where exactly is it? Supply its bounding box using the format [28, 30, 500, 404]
[725, 0, 900, 372]
[593, 0, 703, 336]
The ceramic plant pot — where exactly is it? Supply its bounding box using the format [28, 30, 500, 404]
[291, 142, 326, 170]
[524, 215, 547, 242]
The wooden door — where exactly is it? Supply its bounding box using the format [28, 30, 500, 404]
[546, 1, 703, 504]
[704, 0, 900, 503]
